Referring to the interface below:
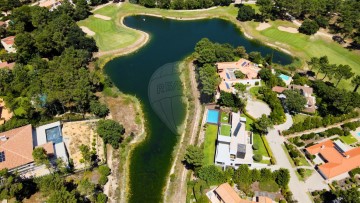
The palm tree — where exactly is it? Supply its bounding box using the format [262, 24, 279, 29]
[351, 75, 360, 92]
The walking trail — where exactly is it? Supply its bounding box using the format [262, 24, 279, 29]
[164, 62, 202, 203]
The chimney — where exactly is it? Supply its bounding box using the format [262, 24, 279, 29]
[346, 155, 350, 159]
[321, 145, 325, 149]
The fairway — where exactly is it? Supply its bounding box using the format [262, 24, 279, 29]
[203, 124, 218, 166]
[243, 20, 360, 90]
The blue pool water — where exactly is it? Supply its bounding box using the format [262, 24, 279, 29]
[279, 74, 291, 81]
[207, 110, 219, 124]
[45, 126, 63, 144]
[357, 132, 360, 137]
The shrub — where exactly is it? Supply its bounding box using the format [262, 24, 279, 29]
[349, 167, 360, 177]
[98, 175, 108, 186]
[98, 165, 111, 177]
[252, 143, 259, 150]
[90, 101, 109, 118]
[255, 81, 259, 86]
[253, 154, 262, 162]
[299, 19, 319, 35]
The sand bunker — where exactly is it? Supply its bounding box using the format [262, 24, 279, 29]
[94, 14, 111, 20]
[80, 26, 95, 36]
[256, 22, 271, 31]
[278, 26, 299, 33]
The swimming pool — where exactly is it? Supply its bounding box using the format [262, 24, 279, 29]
[207, 109, 219, 124]
[46, 126, 63, 144]
[357, 132, 360, 137]
[279, 74, 291, 81]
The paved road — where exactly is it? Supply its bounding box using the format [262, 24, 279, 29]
[246, 96, 271, 119]
[267, 114, 312, 203]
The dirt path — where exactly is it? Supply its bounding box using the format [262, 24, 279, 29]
[163, 62, 202, 203]
[285, 117, 360, 138]
[94, 14, 111, 20]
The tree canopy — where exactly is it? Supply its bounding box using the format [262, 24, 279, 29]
[97, 119, 125, 149]
[283, 90, 307, 113]
[183, 145, 204, 170]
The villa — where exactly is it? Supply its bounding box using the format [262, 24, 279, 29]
[1, 36, 16, 53]
[214, 112, 253, 169]
[207, 183, 273, 203]
[216, 58, 261, 94]
[36, 0, 63, 11]
[305, 140, 360, 179]
[0, 121, 69, 175]
[272, 84, 316, 113]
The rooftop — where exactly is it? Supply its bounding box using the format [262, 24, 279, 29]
[0, 125, 34, 170]
[1, 36, 15, 46]
[306, 140, 360, 179]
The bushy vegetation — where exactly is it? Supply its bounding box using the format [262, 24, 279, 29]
[284, 143, 309, 166]
[132, 0, 232, 9]
[257, 87, 285, 124]
[299, 19, 319, 35]
[96, 119, 125, 149]
[283, 111, 358, 135]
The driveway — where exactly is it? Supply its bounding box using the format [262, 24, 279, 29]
[267, 114, 312, 203]
[246, 97, 271, 119]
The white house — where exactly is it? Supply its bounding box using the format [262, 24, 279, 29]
[1, 36, 16, 53]
[214, 112, 254, 169]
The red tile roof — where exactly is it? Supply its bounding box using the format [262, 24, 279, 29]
[306, 140, 360, 179]
[272, 86, 287, 93]
[0, 125, 34, 170]
[1, 36, 15, 46]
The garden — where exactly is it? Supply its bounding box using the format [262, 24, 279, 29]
[203, 124, 218, 166]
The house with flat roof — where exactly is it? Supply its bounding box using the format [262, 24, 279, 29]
[216, 58, 261, 94]
[272, 84, 317, 113]
[215, 112, 253, 169]
[305, 140, 360, 179]
[207, 183, 273, 203]
[0, 122, 69, 175]
[1, 36, 15, 53]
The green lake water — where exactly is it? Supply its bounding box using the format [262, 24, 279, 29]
[104, 15, 292, 203]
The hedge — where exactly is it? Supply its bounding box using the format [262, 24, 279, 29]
[261, 136, 276, 164]
[283, 111, 359, 135]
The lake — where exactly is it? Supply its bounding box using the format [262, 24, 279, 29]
[104, 15, 292, 203]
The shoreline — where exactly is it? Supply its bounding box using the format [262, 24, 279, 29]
[95, 5, 297, 202]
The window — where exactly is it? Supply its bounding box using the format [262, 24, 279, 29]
[0, 151, 5, 162]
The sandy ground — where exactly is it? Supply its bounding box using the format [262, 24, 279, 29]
[278, 26, 299, 33]
[80, 26, 95, 36]
[256, 22, 271, 31]
[94, 14, 111, 20]
[62, 120, 105, 169]
[0, 99, 13, 124]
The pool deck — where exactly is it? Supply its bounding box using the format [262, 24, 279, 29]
[351, 127, 360, 143]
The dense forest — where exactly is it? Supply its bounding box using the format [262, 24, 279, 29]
[0, 1, 111, 131]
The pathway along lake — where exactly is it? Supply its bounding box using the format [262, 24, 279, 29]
[104, 15, 292, 203]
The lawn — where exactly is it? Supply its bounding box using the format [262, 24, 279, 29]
[259, 180, 280, 192]
[253, 133, 269, 158]
[339, 135, 358, 145]
[296, 169, 314, 181]
[220, 124, 231, 136]
[249, 86, 261, 99]
[292, 114, 310, 125]
[203, 124, 218, 165]
[242, 114, 253, 131]
[220, 112, 229, 124]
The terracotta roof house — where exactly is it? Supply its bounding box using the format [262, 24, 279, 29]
[0, 122, 69, 174]
[216, 58, 261, 94]
[0, 125, 34, 170]
[0, 61, 15, 69]
[305, 140, 360, 179]
[272, 84, 317, 113]
[1, 36, 16, 53]
[207, 183, 273, 203]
